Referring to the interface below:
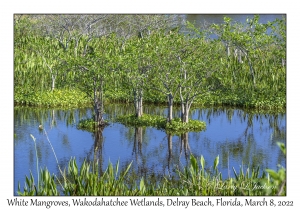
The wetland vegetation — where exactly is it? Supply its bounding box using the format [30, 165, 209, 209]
[14, 14, 286, 196]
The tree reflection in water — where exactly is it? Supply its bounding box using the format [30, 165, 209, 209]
[14, 105, 286, 192]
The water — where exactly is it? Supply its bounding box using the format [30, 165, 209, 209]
[185, 14, 285, 26]
[14, 104, 286, 195]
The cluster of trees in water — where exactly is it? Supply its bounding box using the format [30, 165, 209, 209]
[14, 14, 286, 126]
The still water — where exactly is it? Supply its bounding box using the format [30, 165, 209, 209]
[185, 14, 285, 25]
[14, 104, 286, 195]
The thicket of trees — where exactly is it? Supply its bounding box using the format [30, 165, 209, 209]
[14, 14, 286, 126]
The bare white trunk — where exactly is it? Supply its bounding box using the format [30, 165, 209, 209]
[226, 43, 230, 57]
[51, 76, 56, 91]
[134, 88, 143, 118]
[234, 48, 243, 63]
[167, 93, 173, 123]
[181, 104, 190, 123]
[282, 58, 286, 67]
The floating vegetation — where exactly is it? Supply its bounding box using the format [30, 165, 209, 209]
[115, 114, 206, 134]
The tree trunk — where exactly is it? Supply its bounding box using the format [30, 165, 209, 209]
[94, 101, 104, 127]
[51, 76, 56, 91]
[247, 57, 256, 87]
[93, 78, 105, 127]
[234, 48, 243, 63]
[181, 101, 190, 123]
[167, 93, 174, 123]
[133, 88, 143, 118]
[226, 43, 230, 57]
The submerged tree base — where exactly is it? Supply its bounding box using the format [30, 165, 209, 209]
[115, 114, 206, 134]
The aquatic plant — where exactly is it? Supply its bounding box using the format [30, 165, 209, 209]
[18, 145, 286, 196]
[115, 114, 206, 134]
[14, 88, 90, 108]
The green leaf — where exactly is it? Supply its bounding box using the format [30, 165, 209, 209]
[200, 155, 205, 169]
[277, 142, 286, 155]
[213, 155, 219, 171]
[190, 155, 198, 174]
[265, 169, 279, 180]
[140, 177, 145, 194]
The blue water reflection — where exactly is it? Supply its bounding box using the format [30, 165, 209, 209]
[14, 105, 286, 195]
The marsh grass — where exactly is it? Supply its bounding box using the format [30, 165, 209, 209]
[14, 88, 90, 108]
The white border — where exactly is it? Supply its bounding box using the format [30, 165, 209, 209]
[2, 0, 299, 209]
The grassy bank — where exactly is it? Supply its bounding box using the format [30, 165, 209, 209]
[14, 88, 90, 108]
[14, 87, 286, 110]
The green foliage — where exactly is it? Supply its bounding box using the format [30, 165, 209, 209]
[115, 114, 166, 128]
[165, 118, 206, 134]
[14, 88, 90, 108]
[18, 170, 59, 196]
[115, 114, 206, 134]
[14, 15, 286, 110]
[265, 143, 286, 195]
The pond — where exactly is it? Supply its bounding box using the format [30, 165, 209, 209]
[14, 104, 286, 195]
